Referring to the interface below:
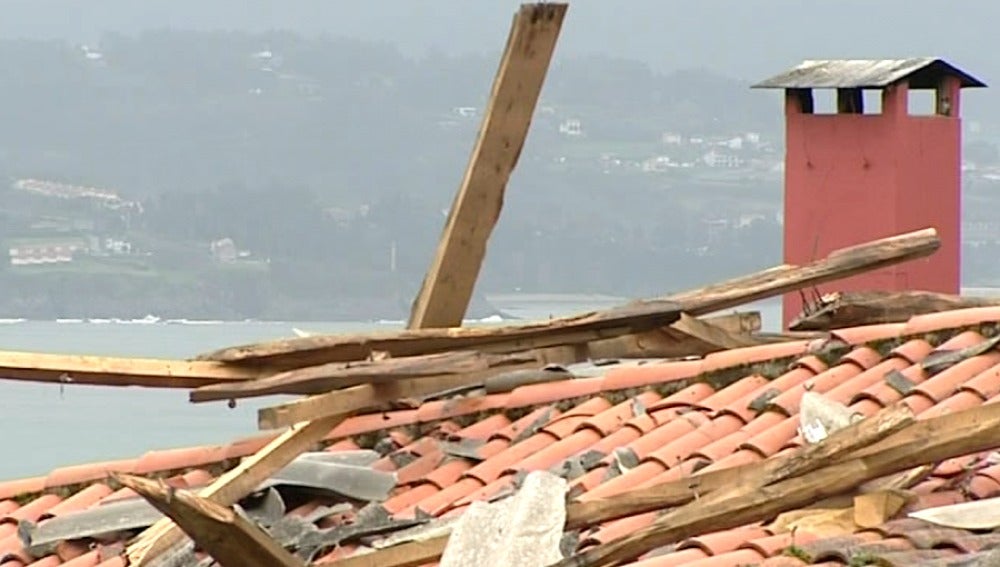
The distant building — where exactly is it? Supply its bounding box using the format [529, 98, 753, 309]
[661, 132, 683, 145]
[702, 149, 745, 169]
[8, 240, 87, 266]
[210, 238, 238, 263]
[641, 156, 675, 172]
[559, 119, 583, 137]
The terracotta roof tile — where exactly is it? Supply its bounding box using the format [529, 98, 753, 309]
[505, 376, 604, 408]
[7, 308, 1000, 565]
[627, 548, 709, 566]
[830, 322, 908, 344]
[602, 359, 702, 390]
[769, 362, 866, 415]
[680, 525, 772, 555]
[903, 306, 1000, 334]
[700, 340, 811, 373]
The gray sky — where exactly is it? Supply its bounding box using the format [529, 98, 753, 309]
[3, 1, 994, 80]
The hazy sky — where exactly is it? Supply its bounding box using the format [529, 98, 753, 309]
[3, 1, 993, 82]
[1, 1, 995, 126]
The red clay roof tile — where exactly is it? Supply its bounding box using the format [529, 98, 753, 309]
[738, 415, 800, 457]
[768, 363, 865, 415]
[792, 355, 829, 375]
[960, 362, 1000, 399]
[700, 341, 811, 373]
[0, 478, 46, 501]
[580, 392, 662, 436]
[680, 526, 771, 555]
[602, 359, 702, 390]
[505, 376, 604, 408]
[628, 548, 709, 566]
[691, 549, 768, 565]
[829, 322, 907, 344]
[903, 306, 1000, 335]
[9, 308, 1000, 566]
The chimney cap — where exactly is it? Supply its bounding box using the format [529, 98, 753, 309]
[752, 58, 986, 90]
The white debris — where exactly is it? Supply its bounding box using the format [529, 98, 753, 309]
[440, 471, 567, 567]
[909, 496, 1000, 530]
[798, 391, 862, 444]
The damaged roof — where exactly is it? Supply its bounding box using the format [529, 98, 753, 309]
[752, 58, 987, 90]
[4, 307, 1000, 565]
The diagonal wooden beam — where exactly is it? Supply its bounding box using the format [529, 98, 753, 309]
[125, 413, 348, 565]
[407, 3, 568, 330]
[115, 473, 305, 567]
[198, 228, 940, 370]
[126, 7, 567, 564]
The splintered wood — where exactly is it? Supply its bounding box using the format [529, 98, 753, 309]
[183, 227, 941, 414]
[116, 473, 305, 567]
[555, 400, 1000, 566]
[790, 289, 1000, 330]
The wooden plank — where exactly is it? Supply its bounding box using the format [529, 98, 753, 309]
[0, 350, 258, 388]
[192, 350, 540, 403]
[254, 367, 527, 429]
[790, 290, 1000, 331]
[699, 311, 761, 334]
[673, 227, 941, 316]
[126, 413, 348, 565]
[408, 3, 568, 330]
[115, 473, 305, 567]
[555, 400, 1000, 566]
[329, 538, 449, 567]
[194, 313, 768, 405]
[197, 228, 940, 370]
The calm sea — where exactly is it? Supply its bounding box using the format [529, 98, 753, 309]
[0, 299, 785, 479]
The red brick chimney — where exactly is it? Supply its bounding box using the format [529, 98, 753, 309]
[754, 58, 986, 329]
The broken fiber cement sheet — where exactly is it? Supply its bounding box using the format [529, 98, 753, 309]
[440, 470, 567, 567]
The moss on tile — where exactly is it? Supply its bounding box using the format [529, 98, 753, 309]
[782, 544, 813, 563]
[847, 551, 880, 567]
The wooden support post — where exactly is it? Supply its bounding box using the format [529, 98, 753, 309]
[115, 473, 305, 567]
[407, 3, 567, 329]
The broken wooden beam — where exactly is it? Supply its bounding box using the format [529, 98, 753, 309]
[555, 399, 1000, 566]
[193, 312, 770, 405]
[200, 301, 680, 370]
[126, 412, 348, 565]
[408, 3, 568, 330]
[198, 228, 940, 370]
[670, 227, 941, 316]
[0, 350, 258, 388]
[790, 289, 1000, 331]
[115, 473, 305, 567]
[191, 350, 540, 403]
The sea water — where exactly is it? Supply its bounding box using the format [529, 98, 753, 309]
[0, 298, 783, 479]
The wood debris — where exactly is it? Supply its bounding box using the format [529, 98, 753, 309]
[790, 289, 1000, 331]
[553, 399, 1000, 566]
[115, 473, 305, 567]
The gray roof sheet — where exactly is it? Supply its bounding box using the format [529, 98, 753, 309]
[753, 58, 986, 89]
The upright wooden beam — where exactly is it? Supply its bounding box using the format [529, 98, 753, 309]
[115, 473, 305, 567]
[407, 3, 567, 330]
